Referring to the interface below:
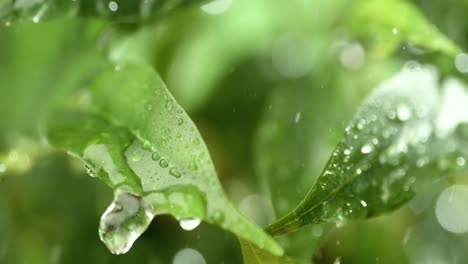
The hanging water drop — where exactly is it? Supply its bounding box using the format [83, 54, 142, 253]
[179, 218, 201, 231]
[99, 191, 154, 255]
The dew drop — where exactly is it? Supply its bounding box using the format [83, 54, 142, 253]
[165, 101, 173, 111]
[85, 165, 97, 178]
[392, 27, 399, 35]
[169, 167, 181, 178]
[360, 200, 367, 207]
[212, 211, 225, 223]
[142, 141, 151, 150]
[151, 151, 161, 161]
[397, 105, 412, 121]
[456, 156, 466, 166]
[193, 138, 201, 146]
[179, 218, 201, 231]
[108, 1, 118, 12]
[343, 149, 351, 155]
[159, 159, 169, 168]
[361, 144, 373, 154]
[99, 191, 154, 255]
[178, 118, 184, 125]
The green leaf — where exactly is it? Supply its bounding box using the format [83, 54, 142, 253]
[46, 63, 282, 256]
[239, 238, 306, 264]
[349, 0, 460, 57]
[0, 0, 206, 25]
[0, 19, 103, 145]
[256, 59, 400, 257]
[266, 64, 468, 236]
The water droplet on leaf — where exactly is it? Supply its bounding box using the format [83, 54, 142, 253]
[99, 191, 154, 255]
[159, 159, 169, 168]
[179, 218, 201, 231]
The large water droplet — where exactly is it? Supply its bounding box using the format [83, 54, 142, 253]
[99, 191, 154, 255]
[179, 218, 201, 231]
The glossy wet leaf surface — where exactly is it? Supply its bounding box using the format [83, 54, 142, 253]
[266, 64, 468, 236]
[47, 64, 282, 256]
[239, 238, 305, 264]
[349, 0, 460, 57]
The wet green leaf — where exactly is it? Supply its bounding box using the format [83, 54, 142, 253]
[256, 59, 400, 257]
[0, 0, 206, 25]
[46, 64, 282, 256]
[266, 64, 468, 236]
[349, 0, 460, 57]
[0, 19, 103, 146]
[239, 238, 306, 264]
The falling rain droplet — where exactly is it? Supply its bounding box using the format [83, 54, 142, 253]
[179, 218, 201, 231]
[294, 112, 302, 123]
[99, 191, 154, 255]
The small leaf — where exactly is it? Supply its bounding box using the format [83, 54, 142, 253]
[349, 0, 460, 57]
[47, 64, 282, 256]
[266, 64, 468, 236]
[239, 238, 306, 264]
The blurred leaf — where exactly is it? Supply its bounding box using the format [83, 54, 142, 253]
[239, 238, 306, 264]
[0, 0, 206, 25]
[349, 0, 460, 57]
[0, 19, 103, 145]
[266, 64, 468, 235]
[47, 63, 282, 256]
[256, 58, 400, 257]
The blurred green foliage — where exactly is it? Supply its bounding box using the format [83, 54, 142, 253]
[1, 0, 468, 263]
